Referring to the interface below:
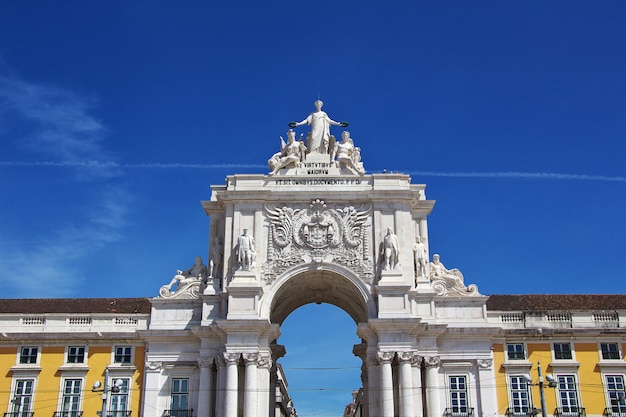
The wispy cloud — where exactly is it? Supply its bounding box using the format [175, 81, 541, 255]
[0, 75, 129, 297]
[0, 75, 119, 179]
[403, 170, 626, 182]
[1, 160, 625, 183]
[0, 186, 130, 297]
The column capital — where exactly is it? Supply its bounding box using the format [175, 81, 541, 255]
[243, 353, 260, 365]
[477, 358, 493, 369]
[397, 351, 422, 366]
[146, 361, 163, 372]
[198, 357, 214, 369]
[223, 352, 241, 364]
[425, 355, 440, 367]
[258, 354, 272, 369]
[377, 351, 395, 363]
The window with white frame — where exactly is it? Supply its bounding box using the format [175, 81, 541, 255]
[59, 379, 82, 417]
[601, 343, 621, 360]
[109, 378, 130, 417]
[507, 343, 525, 360]
[509, 375, 532, 415]
[553, 343, 573, 360]
[606, 375, 626, 415]
[170, 378, 190, 415]
[114, 346, 132, 364]
[448, 375, 469, 414]
[67, 346, 86, 364]
[11, 379, 34, 416]
[556, 375, 580, 414]
[19, 347, 38, 364]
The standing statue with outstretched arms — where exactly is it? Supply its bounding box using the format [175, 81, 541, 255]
[290, 100, 348, 155]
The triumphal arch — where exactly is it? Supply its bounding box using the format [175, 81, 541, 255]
[145, 101, 496, 417]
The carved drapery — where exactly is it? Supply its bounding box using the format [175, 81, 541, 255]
[263, 200, 373, 283]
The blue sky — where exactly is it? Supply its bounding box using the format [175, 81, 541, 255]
[1, 1, 625, 416]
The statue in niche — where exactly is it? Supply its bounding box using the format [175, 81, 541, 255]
[289, 100, 348, 155]
[334, 131, 365, 175]
[209, 237, 223, 280]
[237, 229, 256, 271]
[159, 256, 207, 298]
[383, 227, 400, 270]
[268, 129, 303, 174]
[429, 253, 480, 296]
[413, 236, 427, 279]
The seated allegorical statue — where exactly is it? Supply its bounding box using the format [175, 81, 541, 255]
[159, 256, 207, 298]
[268, 129, 303, 174]
[334, 131, 365, 175]
[429, 254, 479, 296]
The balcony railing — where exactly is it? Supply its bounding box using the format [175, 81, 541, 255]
[604, 408, 626, 417]
[505, 407, 536, 417]
[104, 412, 131, 417]
[4, 413, 35, 417]
[53, 412, 83, 417]
[556, 407, 586, 417]
[443, 407, 474, 417]
[162, 410, 193, 417]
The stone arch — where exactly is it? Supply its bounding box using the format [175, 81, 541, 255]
[259, 262, 377, 325]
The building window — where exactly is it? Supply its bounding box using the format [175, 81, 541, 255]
[114, 346, 132, 364]
[507, 344, 525, 360]
[11, 379, 34, 416]
[602, 343, 621, 360]
[554, 343, 573, 360]
[59, 379, 82, 417]
[19, 347, 38, 364]
[508, 375, 531, 416]
[448, 375, 469, 415]
[170, 378, 190, 416]
[67, 346, 85, 364]
[556, 375, 580, 415]
[606, 375, 626, 415]
[109, 378, 129, 417]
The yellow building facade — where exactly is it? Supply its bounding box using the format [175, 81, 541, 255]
[0, 298, 149, 417]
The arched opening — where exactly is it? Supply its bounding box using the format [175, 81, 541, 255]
[264, 268, 374, 416]
[278, 303, 362, 417]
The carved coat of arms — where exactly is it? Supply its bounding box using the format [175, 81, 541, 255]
[263, 199, 373, 283]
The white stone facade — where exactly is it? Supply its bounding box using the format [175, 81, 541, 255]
[145, 107, 492, 417]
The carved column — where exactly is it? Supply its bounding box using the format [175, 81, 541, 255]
[197, 357, 214, 417]
[214, 356, 225, 417]
[425, 356, 441, 417]
[257, 354, 272, 417]
[366, 353, 380, 417]
[477, 359, 497, 417]
[223, 353, 240, 417]
[397, 352, 418, 417]
[412, 355, 424, 417]
[243, 353, 259, 417]
[378, 351, 395, 417]
[144, 361, 162, 417]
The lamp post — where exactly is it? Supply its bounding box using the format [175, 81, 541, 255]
[92, 368, 123, 417]
[525, 360, 557, 417]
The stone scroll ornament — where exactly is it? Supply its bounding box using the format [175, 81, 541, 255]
[262, 199, 373, 283]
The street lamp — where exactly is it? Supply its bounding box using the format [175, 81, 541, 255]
[92, 368, 124, 417]
[524, 360, 557, 417]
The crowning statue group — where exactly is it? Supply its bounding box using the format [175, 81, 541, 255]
[161, 100, 473, 296]
[268, 100, 365, 175]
